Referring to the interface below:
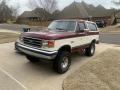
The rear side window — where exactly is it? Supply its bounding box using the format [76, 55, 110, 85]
[87, 23, 97, 31]
[76, 22, 86, 32]
[79, 23, 86, 30]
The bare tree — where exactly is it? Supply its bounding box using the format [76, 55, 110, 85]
[0, 0, 12, 22]
[112, 0, 120, 6]
[111, 0, 120, 24]
[111, 0, 120, 14]
[0, 0, 20, 22]
[28, 0, 58, 13]
[11, 4, 20, 18]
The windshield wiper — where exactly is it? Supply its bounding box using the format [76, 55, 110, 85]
[56, 28, 65, 30]
[56, 28, 67, 32]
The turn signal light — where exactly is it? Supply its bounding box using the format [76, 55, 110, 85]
[48, 40, 55, 48]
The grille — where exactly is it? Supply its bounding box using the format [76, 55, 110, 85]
[23, 37, 42, 47]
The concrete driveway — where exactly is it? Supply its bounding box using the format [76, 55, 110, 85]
[0, 43, 118, 90]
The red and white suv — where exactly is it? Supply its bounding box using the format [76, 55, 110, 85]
[15, 20, 99, 74]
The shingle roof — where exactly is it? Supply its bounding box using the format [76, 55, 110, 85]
[86, 5, 113, 17]
[19, 2, 114, 20]
[57, 1, 114, 19]
[58, 2, 89, 19]
[20, 11, 40, 18]
[19, 8, 52, 20]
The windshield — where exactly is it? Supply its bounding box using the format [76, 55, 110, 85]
[48, 21, 76, 32]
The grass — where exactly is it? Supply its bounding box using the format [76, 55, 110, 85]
[63, 49, 120, 90]
[100, 25, 120, 34]
[0, 32, 19, 44]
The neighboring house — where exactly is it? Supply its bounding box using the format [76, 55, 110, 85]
[57, 2, 114, 25]
[81, 2, 114, 25]
[17, 1, 115, 25]
[58, 2, 89, 19]
[17, 8, 52, 24]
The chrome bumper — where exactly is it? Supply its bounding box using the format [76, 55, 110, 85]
[15, 42, 58, 60]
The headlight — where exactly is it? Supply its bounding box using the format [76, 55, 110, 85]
[19, 34, 23, 41]
[42, 40, 55, 48]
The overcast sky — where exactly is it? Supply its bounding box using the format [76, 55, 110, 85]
[8, 0, 120, 15]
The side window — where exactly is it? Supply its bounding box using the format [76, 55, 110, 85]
[79, 23, 86, 30]
[76, 22, 86, 32]
[87, 23, 97, 31]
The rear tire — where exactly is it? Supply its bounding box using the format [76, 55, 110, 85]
[53, 51, 71, 74]
[85, 42, 95, 56]
[26, 55, 39, 63]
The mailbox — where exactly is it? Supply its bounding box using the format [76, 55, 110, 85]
[22, 28, 30, 32]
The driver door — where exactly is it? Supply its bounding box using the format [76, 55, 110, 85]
[75, 22, 88, 46]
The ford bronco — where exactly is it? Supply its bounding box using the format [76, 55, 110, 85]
[15, 20, 99, 74]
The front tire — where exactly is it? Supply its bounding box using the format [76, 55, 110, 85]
[53, 51, 71, 74]
[26, 55, 39, 63]
[85, 42, 95, 56]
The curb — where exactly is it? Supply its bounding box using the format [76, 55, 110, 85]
[100, 33, 120, 35]
[0, 29, 20, 34]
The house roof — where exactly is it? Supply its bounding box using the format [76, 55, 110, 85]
[19, 8, 52, 20]
[20, 11, 40, 18]
[19, 2, 115, 20]
[57, 1, 114, 19]
[86, 5, 114, 17]
[58, 2, 89, 19]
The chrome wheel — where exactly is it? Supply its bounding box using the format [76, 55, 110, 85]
[61, 57, 69, 69]
[53, 51, 71, 74]
[91, 45, 95, 54]
[85, 42, 95, 56]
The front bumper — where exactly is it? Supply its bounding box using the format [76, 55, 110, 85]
[15, 42, 58, 60]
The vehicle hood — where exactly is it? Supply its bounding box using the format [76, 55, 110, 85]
[22, 30, 77, 40]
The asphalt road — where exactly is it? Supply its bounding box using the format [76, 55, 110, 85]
[0, 43, 111, 90]
[100, 34, 120, 45]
